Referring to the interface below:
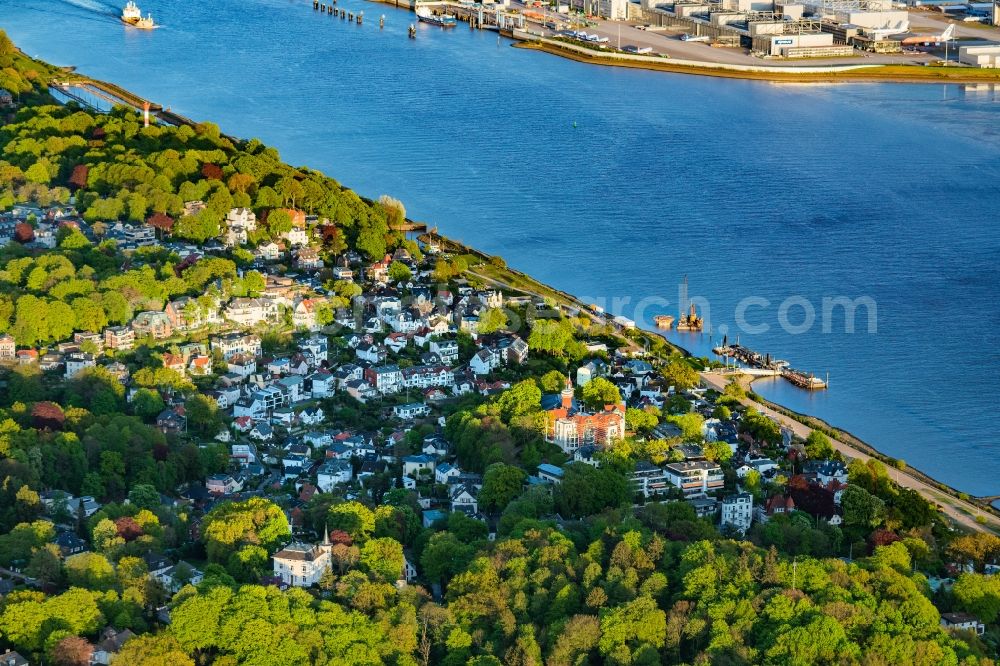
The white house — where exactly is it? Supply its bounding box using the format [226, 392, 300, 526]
[429, 339, 459, 364]
[470, 349, 498, 375]
[435, 462, 462, 485]
[721, 493, 754, 535]
[393, 402, 431, 420]
[663, 461, 725, 495]
[449, 484, 479, 515]
[317, 460, 353, 492]
[64, 352, 95, 379]
[272, 539, 332, 587]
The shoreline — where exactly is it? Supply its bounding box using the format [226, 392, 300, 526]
[19, 47, 997, 530]
[746, 378, 1000, 516]
[513, 38, 1000, 85]
[423, 232, 1000, 528]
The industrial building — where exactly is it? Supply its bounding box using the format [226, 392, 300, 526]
[640, 0, 935, 56]
[959, 42, 1000, 66]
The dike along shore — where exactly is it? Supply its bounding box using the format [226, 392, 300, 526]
[512, 34, 1000, 85]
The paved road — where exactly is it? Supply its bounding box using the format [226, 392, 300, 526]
[700, 370, 1000, 535]
[0, 566, 40, 587]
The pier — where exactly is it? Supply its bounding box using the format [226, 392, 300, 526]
[713, 340, 827, 390]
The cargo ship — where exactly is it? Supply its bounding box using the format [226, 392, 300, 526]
[416, 7, 457, 27]
[121, 1, 155, 29]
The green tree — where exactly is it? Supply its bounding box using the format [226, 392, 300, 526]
[953, 573, 1000, 624]
[667, 412, 704, 443]
[804, 431, 835, 459]
[64, 551, 116, 590]
[202, 497, 290, 562]
[360, 537, 405, 582]
[598, 596, 666, 664]
[625, 407, 658, 434]
[662, 359, 699, 392]
[555, 463, 630, 519]
[420, 532, 474, 586]
[327, 501, 376, 543]
[477, 307, 508, 335]
[387, 260, 412, 283]
[112, 635, 194, 666]
[478, 463, 527, 514]
[580, 377, 621, 410]
[702, 440, 732, 463]
[127, 483, 161, 511]
[841, 484, 885, 530]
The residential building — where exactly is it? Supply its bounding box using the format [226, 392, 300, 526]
[450, 483, 479, 515]
[402, 365, 454, 389]
[631, 461, 669, 498]
[403, 453, 436, 479]
[393, 402, 431, 420]
[123, 223, 156, 246]
[317, 460, 353, 492]
[758, 495, 795, 523]
[231, 443, 259, 466]
[0, 334, 14, 360]
[435, 462, 462, 485]
[104, 325, 135, 350]
[131, 311, 173, 339]
[206, 474, 242, 496]
[299, 335, 329, 365]
[64, 351, 95, 378]
[721, 493, 754, 534]
[293, 298, 322, 330]
[576, 359, 608, 386]
[53, 531, 87, 556]
[91, 626, 137, 664]
[537, 463, 565, 484]
[663, 461, 725, 495]
[211, 333, 262, 359]
[224, 298, 278, 326]
[545, 379, 626, 453]
[941, 612, 985, 635]
[470, 349, 499, 375]
[272, 537, 333, 587]
[429, 339, 459, 364]
[364, 364, 403, 394]
[223, 207, 256, 247]
[0, 651, 28, 666]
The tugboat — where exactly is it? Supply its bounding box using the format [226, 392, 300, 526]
[121, 1, 155, 29]
[416, 7, 457, 27]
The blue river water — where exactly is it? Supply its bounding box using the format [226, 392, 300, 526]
[3, 0, 1000, 493]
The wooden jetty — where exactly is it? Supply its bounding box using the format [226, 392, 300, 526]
[712, 337, 827, 390]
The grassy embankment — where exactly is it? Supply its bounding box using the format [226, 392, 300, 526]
[515, 39, 1000, 84]
[746, 389, 1000, 525]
